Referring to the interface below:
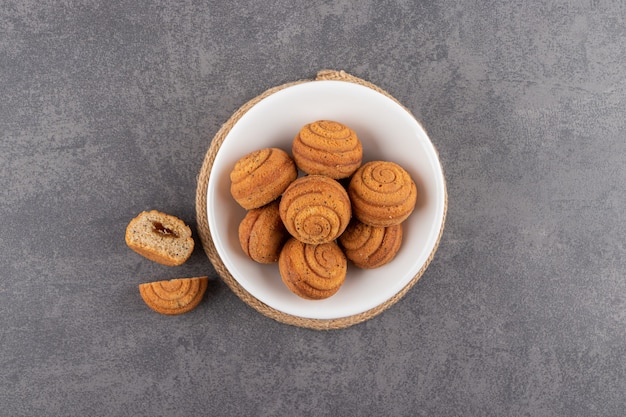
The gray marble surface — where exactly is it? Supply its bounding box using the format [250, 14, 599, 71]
[1, 1, 625, 416]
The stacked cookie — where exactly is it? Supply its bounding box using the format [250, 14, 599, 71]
[231, 120, 417, 300]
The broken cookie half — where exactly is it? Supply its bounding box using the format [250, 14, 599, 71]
[139, 276, 208, 315]
[125, 210, 194, 266]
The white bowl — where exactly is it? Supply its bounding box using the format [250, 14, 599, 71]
[207, 80, 446, 320]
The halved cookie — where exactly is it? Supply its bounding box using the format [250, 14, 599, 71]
[125, 210, 195, 266]
[139, 276, 208, 315]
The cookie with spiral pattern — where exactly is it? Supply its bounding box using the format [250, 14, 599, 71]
[292, 120, 363, 179]
[279, 175, 351, 245]
[278, 238, 347, 300]
[348, 160, 417, 227]
[230, 147, 298, 210]
[238, 200, 289, 264]
[339, 219, 403, 269]
[139, 276, 208, 315]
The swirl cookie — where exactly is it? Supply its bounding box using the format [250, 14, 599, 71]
[339, 219, 403, 269]
[292, 120, 363, 179]
[230, 147, 298, 210]
[139, 276, 208, 315]
[279, 175, 351, 245]
[278, 238, 347, 300]
[125, 210, 194, 266]
[238, 200, 289, 264]
[348, 161, 417, 227]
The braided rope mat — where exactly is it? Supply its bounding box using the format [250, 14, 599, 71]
[195, 69, 447, 330]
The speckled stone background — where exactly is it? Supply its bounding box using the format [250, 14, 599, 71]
[1, 1, 625, 416]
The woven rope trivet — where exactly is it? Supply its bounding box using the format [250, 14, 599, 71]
[195, 69, 448, 330]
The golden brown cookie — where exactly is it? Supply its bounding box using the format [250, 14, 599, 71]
[348, 161, 417, 227]
[292, 120, 363, 179]
[125, 210, 194, 266]
[238, 200, 289, 263]
[139, 276, 208, 315]
[279, 175, 352, 245]
[339, 219, 403, 269]
[278, 238, 347, 300]
[230, 147, 298, 210]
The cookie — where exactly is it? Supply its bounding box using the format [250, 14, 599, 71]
[125, 210, 194, 266]
[278, 238, 347, 300]
[138, 276, 208, 315]
[292, 120, 363, 179]
[230, 147, 298, 210]
[348, 161, 417, 227]
[238, 200, 289, 263]
[279, 175, 352, 245]
[339, 219, 403, 269]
